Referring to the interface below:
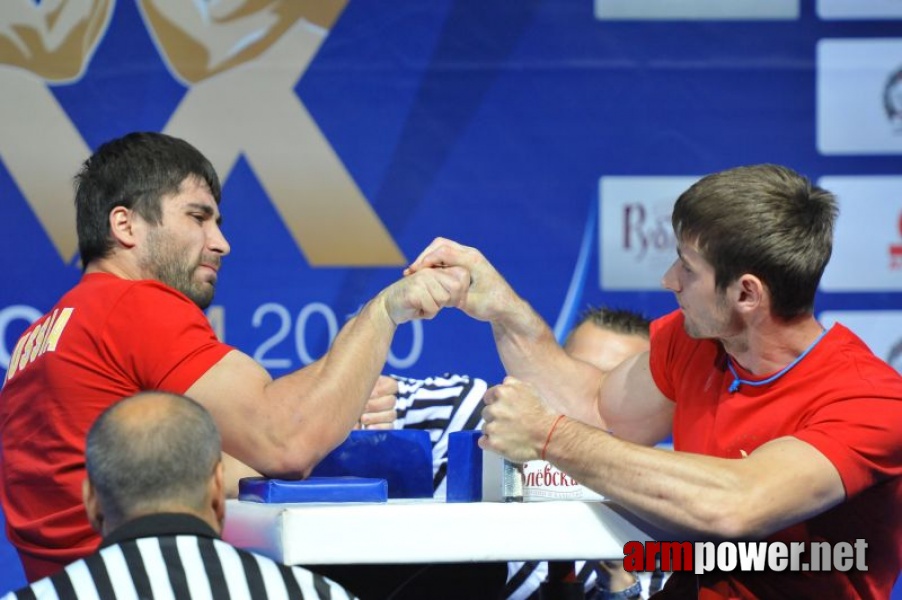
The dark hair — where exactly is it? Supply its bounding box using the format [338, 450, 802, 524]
[572, 306, 651, 339]
[75, 132, 221, 266]
[85, 392, 222, 525]
[671, 164, 838, 320]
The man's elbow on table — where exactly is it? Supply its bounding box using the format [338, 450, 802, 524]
[225, 426, 345, 481]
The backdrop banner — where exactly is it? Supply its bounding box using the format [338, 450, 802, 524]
[1, 1, 901, 591]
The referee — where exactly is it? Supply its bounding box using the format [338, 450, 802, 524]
[2, 391, 355, 600]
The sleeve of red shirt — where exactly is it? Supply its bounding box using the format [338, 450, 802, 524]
[791, 353, 902, 499]
[648, 310, 687, 403]
[102, 281, 234, 393]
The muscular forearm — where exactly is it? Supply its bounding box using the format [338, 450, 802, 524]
[491, 298, 606, 428]
[542, 419, 842, 539]
[261, 292, 397, 471]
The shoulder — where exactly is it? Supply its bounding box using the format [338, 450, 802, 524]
[649, 310, 718, 366]
[650, 309, 683, 338]
[819, 323, 902, 387]
[648, 310, 724, 401]
[3, 557, 94, 599]
[77, 272, 194, 300]
[67, 273, 202, 319]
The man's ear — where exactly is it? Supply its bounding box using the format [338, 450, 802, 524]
[210, 461, 226, 531]
[82, 478, 104, 534]
[734, 274, 765, 313]
[109, 206, 139, 249]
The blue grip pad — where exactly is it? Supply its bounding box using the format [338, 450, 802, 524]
[238, 476, 388, 503]
[446, 430, 483, 502]
[310, 429, 434, 499]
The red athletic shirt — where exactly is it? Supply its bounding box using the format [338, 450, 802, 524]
[0, 273, 233, 581]
[648, 310, 902, 599]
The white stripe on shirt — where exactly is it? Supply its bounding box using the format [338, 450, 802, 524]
[23, 577, 58, 600]
[175, 535, 212, 600]
[136, 537, 174, 600]
[253, 553, 289, 600]
[98, 545, 139, 600]
[63, 560, 100, 600]
[213, 540, 253, 600]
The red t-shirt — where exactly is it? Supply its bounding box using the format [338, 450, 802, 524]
[649, 310, 902, 599]
[0, 273, 232, 581]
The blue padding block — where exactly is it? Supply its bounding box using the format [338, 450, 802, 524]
[446, 430, 483, 502]
[238, 476, 388, 503]
[310, 430, 434, 499]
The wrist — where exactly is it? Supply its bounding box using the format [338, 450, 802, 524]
[368, 291, 401, 331]
[541, 414, 567, 461]
[489, 291, 535, 330]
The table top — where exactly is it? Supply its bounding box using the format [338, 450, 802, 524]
[222, 498, 659, 565]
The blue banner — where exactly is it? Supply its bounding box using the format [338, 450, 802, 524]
[2, 1, 902, 590]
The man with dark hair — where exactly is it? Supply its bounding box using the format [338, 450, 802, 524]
[0, 131, 469, 580]
[1, 391, 356, 599]
[408, 164, 902, 598]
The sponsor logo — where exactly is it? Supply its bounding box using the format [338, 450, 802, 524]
[522, 460, 605, 502]
[598, 176, 691, 291]
[817, 39, 902, 155]
[818, 176, 902, 290]
[891, 211, 902, 269]
[884, 68, 902, 132]
[624, 539, 868, 574]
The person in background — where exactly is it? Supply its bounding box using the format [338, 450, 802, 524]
[0, 131, 469, 580]
[408, 164, 902, 598]
[1, 391, 357, 599]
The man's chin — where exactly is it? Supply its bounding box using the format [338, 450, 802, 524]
[197, 288, 216, 310]
[682, 321, 702, 339]
[187, 283, 216, 310]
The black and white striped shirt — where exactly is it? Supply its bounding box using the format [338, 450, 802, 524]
[2, 514, 355, 600]
[392, 373, 487, 499]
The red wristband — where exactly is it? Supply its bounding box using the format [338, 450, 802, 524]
[541, 414, 566, 461]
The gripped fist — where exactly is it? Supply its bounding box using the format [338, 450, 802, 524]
[478, 376, 559, 464]
[383, 264, 469, 325]
[405, 237, 517, 323]
[357, 375, 398, 430]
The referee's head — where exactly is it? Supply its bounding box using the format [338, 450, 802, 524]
[84, 391, 224, 536]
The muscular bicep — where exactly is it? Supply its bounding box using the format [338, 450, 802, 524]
[598, 351, 674, 445]
[185, 349, 355, 478]
[184, 350, 282, 472]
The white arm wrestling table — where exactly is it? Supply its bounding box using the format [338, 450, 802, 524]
[222, 498, 658, 565]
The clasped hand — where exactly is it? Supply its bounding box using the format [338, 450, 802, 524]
[479, 376, 559, 464]
[356, 375, 398, 430]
